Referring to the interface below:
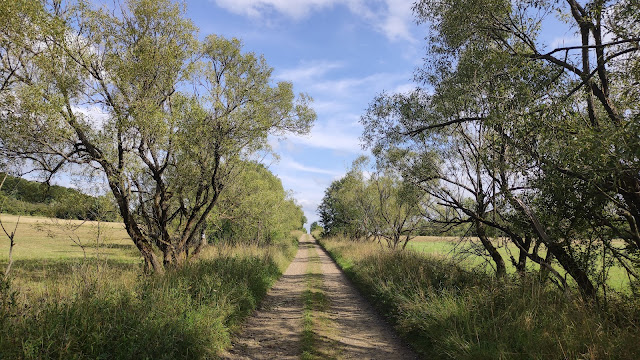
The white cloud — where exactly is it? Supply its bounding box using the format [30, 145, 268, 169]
[212, 0, 338, 19]
[310, 71, 411, 97]
[550, 34, 581, 50]
[73, 105, 110, 129]
[211, 0, 416, 42]
[285, 122, 364, 153]
[275, 60, 344, 83]
[279, 157, 343, 176]
[309, 100, 350, 114]
[377, 0, 415, 42]
[273, 63, 411, 153]
[277, 173, 332, 223]
[392, 82, 415, 94]
[276, 61, 412, 98]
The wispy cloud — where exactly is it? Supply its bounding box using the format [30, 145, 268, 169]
[275, 60, 344, 83]
[311, 72, 410, 96]
[212, 0, 336, 19]
[356, 0, 415, 42]
[211, 0, 417, 42]
[273, 62, 411, 153]
[286, 132, 362, 153]
[279, 157, 343, 176]
[277, 173, 338, 224]
[73, 105, 110, 129]
[550, 35, 581, 50]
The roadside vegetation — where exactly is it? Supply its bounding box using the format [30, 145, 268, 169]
[320, 0, 640, 299]
[0, 161, 305, 359]
[1, 227, 299, 359]
[0, 0, 311, 355]
[0, 163, 305, 358]
[318, 236, 640, 359]
[317, 0, 640, 358]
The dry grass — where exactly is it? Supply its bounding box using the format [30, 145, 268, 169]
[0, 215, 300, 359]
[0, 213, 135, 262]
[411, 235, 463, 242]
[318, 236, 640, 359]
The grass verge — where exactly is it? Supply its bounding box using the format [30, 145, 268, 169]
[301, 245, 332, 360]
[0, 233, 298, 359]
[318, 235, 640, 359]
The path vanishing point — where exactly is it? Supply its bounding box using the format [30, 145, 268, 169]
[222, 234, 417, 360]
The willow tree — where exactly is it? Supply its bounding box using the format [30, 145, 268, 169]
[363, 0, 639, 296]
[207, 161, 306, 246]
[0, 0, 315, 272]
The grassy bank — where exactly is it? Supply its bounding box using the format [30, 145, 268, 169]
[317, 235, 640, 359]
[1, 215, 299, 359]
[301, 245, 331, 360]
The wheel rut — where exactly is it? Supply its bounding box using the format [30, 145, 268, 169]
[223, 234, 417, 360]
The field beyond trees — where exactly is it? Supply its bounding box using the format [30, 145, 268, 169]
[406, 236, 632, 291]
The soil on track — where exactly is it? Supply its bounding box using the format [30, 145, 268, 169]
[223, 235, 416, 360]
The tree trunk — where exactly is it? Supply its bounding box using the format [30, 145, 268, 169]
[620, 176, 640, 249]
[476, 220, 506, 278]
[133, 233, 163, 274]
[511, 197, 595, 297]
[516, 235, 532, 274]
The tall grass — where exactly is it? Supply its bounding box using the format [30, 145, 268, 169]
[0, 237, 297, 359]
[318, 236, 640, 359]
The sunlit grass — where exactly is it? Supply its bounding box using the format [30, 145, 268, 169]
[0, 213, 135, 261]
[406, 236, 631, 290]
[0, 214, 298, 359]
[318, 236, 640, 359]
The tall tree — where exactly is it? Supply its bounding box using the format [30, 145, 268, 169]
[363, 0, 640, 296]
[207, 161, 306, 246]
[0, 0, 315, 272]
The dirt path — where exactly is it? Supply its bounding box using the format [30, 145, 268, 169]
[222, 238, 311, 360]
[223, 234, 416, 359]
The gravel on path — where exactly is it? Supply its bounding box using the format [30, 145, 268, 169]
[223, 234, 417, 359]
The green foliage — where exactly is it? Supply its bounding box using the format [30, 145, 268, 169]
[318, 157, 423, 248]
[318, 175, 361, 238]
[320, 237, 640, 359]
[0, 174, 118, 221]
[361, 0, 640, 295]
[310, 222, 323, 234]
[0, 238, 297, 359]
[0, 0, 315, 270]
[207, 162, 306, 246]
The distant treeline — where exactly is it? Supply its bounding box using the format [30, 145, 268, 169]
[205, 162, 307, 246]
[0, 173, 119, 222]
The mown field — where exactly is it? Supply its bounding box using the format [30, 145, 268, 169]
[0, 214, 134, 260]
[318, 235, 640, 359]
[0, 213, 299, 359]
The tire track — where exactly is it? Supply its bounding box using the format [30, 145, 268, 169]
[224, 234, 417, 359]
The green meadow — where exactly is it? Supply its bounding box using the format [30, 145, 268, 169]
[406, 236, 631, 290]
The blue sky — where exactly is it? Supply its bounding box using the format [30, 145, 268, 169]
[43, 0, 583, 228]
[183, 0, 427, 226]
